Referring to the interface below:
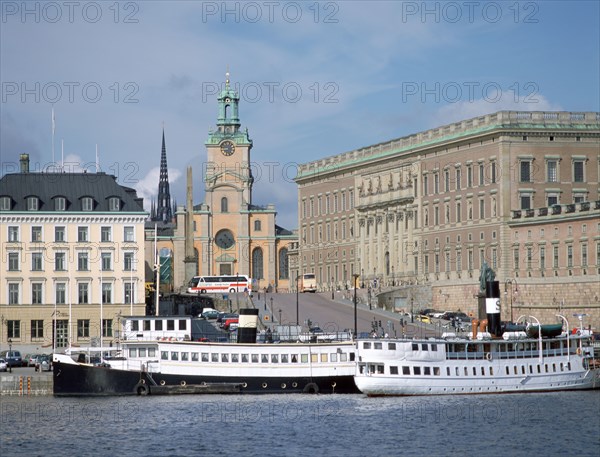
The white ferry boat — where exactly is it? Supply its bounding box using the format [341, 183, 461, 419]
[355, 317, 600, 396]
[53, 310, 359, 396]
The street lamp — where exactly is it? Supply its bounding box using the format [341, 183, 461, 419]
[411, 297, 414, 323]
[270, 297, 274, 324]
[353, 274, 359, 339]
[504, 279, 518, 323]
[235, 272, 240, 312]
[278, 309, 282, 324]
[331, 277, 334, 300]
[8, 338, 12, 373]
[295, 272, 299, 326]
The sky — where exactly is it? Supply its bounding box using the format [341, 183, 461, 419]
[1, 1, 599, 229]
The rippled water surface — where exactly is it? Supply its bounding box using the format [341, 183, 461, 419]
[1, 392, 599, 457]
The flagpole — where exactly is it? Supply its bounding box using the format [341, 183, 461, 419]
[154, 223, 159, 317]
[51, 107, 55, 166]
[100, 259, 104, 361]
[61, 139, 64, 171]
[96, 144, 99, 172]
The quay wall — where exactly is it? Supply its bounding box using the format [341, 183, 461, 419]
[0, 373, 53, 396]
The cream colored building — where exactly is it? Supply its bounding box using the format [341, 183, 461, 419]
[0, 156, 147, 351]
[296, 111, 600, 327]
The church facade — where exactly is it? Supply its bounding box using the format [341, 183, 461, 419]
[146, 76, 296, 294]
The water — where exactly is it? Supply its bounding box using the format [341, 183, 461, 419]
[1, 392, 599, 457]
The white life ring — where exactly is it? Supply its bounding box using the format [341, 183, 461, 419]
[180, 380, 186, 386]
[485, 352, 493, 361]
[576, 347, 582, 356]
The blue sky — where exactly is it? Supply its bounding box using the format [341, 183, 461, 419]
[2, 1, 599, 229]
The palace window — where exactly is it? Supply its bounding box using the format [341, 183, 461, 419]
[78, 283, 89, 304]
[573, 160, 585, 182]
[8, 226, 19, 242]
[123, 226, 134, 242]
[31, 320, 44, 339]
[547, 160, 558, 182]
[8, 252, 19, 271]
[82, 197, 94, 211]
[31, 226, 42, 242]
[55, 226, 65, 242]
[27, 196, 39, 211]
[32, 283, 43, 304]
[520, 160, 532, 182]
[55, 196, 66, 211]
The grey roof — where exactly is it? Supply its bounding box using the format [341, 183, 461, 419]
[0, 171, 146, 213]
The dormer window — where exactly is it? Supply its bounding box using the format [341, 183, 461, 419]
[55, 197, 66, 211]
[82, 197, 94, 211]
[27, 196, 39, 211]
[0, 196, 11, 210]
[109, 197, 120, 211]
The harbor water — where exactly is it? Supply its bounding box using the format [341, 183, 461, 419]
[1, 391, 599, 457]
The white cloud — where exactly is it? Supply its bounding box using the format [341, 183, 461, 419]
[134, 167, 183, 212]
[433, 90, 563, 126]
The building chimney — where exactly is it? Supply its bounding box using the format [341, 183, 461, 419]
[19, 154, 30, 173]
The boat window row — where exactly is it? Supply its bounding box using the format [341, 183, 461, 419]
[361, 342, 438, 352]
[130, 319, 188, 331]
[360, 361, 573, 376]
[446, 340, 578, 360]
[143, 350, 354, 364]
[128, 347, 156, 358]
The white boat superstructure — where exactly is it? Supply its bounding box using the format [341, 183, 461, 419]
[355, 331, 600, 396]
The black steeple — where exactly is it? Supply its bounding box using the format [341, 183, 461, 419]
[154, 128, 173, 222]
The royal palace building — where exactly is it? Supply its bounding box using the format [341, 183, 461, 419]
[0, 155, 147, 351]
[295, 111, 600, 327]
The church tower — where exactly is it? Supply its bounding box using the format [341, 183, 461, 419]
[154, 128, 173, 222]
[203, 71, 254, 276]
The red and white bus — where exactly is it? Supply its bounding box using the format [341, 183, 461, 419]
[187, 275, 256, 294]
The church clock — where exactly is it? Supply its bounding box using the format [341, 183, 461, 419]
[220, 140, 235, 156]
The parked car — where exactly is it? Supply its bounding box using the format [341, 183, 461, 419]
[428, 311, 445, 318]
[455, 312, 471, 323]
[217, 313, 238, 326]
[440, 311, 458, 321]
[0, 358, 7, 372]
[201, 308, 219, 319]
[223, 318, 239, 330]
[0, 350, 22, 368]
[26, 354, 41, 367]
[416, 315, 432, 324]
[35, 355, 52, 372]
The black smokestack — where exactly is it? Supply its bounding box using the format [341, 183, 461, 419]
[485, 281, 501, 336]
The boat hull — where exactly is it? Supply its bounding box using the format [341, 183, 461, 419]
[53, 360, 358, 396]
[355, 371, 600, 396]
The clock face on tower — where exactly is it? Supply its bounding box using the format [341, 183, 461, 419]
[220, 140, 235, 156]
[215, 229, 235, 249]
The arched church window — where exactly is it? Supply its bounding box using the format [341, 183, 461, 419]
[252, 248, 264, 280]
[254, 220, 262, 231]
[221, 197, 228, 213]
[278, 248, 289, 280]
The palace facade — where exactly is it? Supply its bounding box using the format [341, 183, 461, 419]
[295, 111, 600, 327]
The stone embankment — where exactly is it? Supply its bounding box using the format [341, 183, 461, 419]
[0, 368, 52, 396]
